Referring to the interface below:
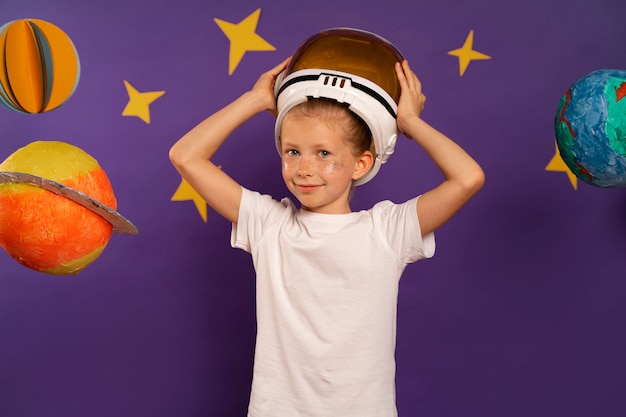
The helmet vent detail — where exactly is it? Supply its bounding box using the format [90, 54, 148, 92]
[323, 75, 348, 89]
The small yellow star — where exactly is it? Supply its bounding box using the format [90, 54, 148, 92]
[447, 30, 491, 76]
[171, 177, 208, 222]
[122, 80, 165, 124]
[214, 8, 275, 75]
[546, 143, 578, 190]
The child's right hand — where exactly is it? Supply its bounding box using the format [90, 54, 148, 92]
[250, 57, 290, 117]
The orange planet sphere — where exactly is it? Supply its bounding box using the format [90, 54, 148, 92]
[0, 18, 80, 113]
[0, 141, 116, 274]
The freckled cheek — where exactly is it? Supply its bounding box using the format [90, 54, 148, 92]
[322, 158, 346, 175]
[283, 159, 299, 174]
[305, 159, 338, 175]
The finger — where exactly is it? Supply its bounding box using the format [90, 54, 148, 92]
[395, 61, 408, 87]
[269, 57, 291, 76]
[401, 61, 417, 90]
[402, 60, 423, 92]
[279, 56, 291, 69]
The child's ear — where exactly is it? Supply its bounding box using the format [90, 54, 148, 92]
[352, 150, 374, 181]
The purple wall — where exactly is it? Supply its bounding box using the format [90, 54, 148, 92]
[1, 0, 625, 416]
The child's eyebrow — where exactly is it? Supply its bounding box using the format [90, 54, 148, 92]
[281, 141, 299, 148]
[282, 139, 335, 149]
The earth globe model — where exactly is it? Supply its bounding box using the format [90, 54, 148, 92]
[554, 69, 626, 187]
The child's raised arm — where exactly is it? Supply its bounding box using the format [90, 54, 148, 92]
[395, 60, 485, 237]
[169, 58, 289, 223]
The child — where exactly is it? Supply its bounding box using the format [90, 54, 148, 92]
[169, 58, 484, 417]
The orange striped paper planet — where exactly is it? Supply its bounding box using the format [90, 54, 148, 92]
[0, 18, 80, 114]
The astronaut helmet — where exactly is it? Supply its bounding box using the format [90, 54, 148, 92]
[274, 27, 405, 186]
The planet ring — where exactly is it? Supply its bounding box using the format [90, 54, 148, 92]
[0, 171, 138, 235]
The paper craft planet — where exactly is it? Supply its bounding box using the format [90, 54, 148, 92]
[554, 69, 626, 187]
[0, 141, 137, 275]
[0, 18, 80, 114]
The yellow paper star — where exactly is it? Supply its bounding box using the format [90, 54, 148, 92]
[214, 8, 275, 75]
[546, 143, 578, 190]
[171, 177, 208, 222]
[122, 80, 165, 124]
[448, 30, 491, 76]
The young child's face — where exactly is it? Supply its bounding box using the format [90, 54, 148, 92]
[280, 115, 360, 214]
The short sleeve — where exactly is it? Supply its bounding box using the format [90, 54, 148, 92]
[373, 196, 435, 264]
[230, 187, 292, 253]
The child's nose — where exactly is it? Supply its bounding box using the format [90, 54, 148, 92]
[297, 156, 313, 176]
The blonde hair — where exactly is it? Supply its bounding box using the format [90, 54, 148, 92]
[284, 98, 372, 157]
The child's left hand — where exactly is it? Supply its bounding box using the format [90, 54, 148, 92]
[395, 60, 426, 139]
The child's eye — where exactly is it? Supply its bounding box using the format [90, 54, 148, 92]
[286, 149, 299, 157]
[318, 150, 330, 157]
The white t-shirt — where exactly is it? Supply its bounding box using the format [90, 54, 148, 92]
[231, 187, 435, 417]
